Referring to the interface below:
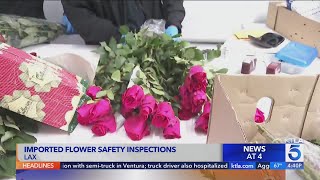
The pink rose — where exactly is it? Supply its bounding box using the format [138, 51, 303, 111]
[195, 101, 211, 133]
[86, 86, 102, 99]
[203, 101, 211, 115]
[163, 117, 181, 139]
[179, 85, 192, 109]
[178, 108, 196, 120]
[191, 91, 207, 114]
[124, 115, 150, 141]
[91, 114, 117, 136]
[77, 103, 96, 125]
[122, 85, 144, 110]
[77, 99, 112, 125]
[151, 102, 175, 128]
[139, 95, 157, 120]
[255, 108, 265, 123]
[92, 99, 112, 117]
[195, 114, 209, 134]
[120, 106, 133, 119]
[188, 65, 208, 92]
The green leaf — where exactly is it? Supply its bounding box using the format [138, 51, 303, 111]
[194, 49, 204, 60]
[215, 68, 228, 74]
[184, 48, 195, 59]
[3, 117, 19, 131]
[96, 90, 107, 98]
[119, 25, 129, 35]
[109, 37, 117, 51]
[94, 46, 106, 55]
[115, 56, 126, 68]
[0, 155, 15, 177]
[123, 63, 135, 72]
[125, 32, 135, 46]
[151, 88, 165, 96]
[103, 45, 112, 53]
[191, 61, 204, 66]
[207, 49, 221, 60]
[3, 132, 36, 151]
[137, 70, 146, 79]
[144, 58, 155, 62]
[141, 85, 150, 95]
[106, 90, 114, 100]
[206, 69, 214, 80]
[1, 131, 16, 143]
[115, 49, 128, 56]
[111, 70, 121, 82]
[166, 77, 175, 84]
[174, 56, 189, 64]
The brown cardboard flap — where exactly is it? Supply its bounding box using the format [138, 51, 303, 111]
[266, 2, 281, 29]
[207, 76, 247, 144]
[302, 76, 320, 140]
[207, 75, 319, 143]
[275, 7, 320, 47]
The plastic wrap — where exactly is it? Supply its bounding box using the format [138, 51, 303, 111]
[0, 14, 65, 48]
[257, 125, 320, 180]
[140, 19, 166, 35]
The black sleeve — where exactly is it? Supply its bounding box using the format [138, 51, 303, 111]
[162, 0, 185, 33]
[61, 0, 121, 44]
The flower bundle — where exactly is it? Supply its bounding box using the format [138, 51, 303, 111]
[77, 26, 227, 140]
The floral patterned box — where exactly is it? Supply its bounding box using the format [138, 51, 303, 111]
[0, 42, 88, 133]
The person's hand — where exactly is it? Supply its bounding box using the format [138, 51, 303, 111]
[62, 15, 76, 34]
[165, 25, 179, 41]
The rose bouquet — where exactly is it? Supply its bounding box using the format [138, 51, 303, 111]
[77, 26, 227, 140]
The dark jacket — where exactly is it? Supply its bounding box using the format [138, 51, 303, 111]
[62, 0, 185, 44]
[0, 0, 45, 19]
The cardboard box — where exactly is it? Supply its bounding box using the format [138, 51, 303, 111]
[207, 75, 320, 144]
[266, 2, 320, 56]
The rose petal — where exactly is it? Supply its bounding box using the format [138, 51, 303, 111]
[122, 85, 144, 109]
[121, 106, 134, 119]
[139, 95, 157, 118]
[178, 108, 196, 120]
[189, 65, 205, 77]
[124, 115, 150, 141]
[255, 108, 265, 123]
[151, 102, 175, 128]
[191, 90, 207, 113]
[77, 103, 96, 125]
[92, 99, 112, 118]
[86, 86, 102, 99]
[195, 114, 209, 134]
[203, 101, 211, 114]
[163, 117, 181, 139]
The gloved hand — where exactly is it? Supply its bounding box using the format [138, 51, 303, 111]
[165, 25, 179, 41]
[62, 15, 76, 34]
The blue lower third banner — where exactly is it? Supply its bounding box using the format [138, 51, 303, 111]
[60, 162, 229, 169]
[223, 144, 286, 162]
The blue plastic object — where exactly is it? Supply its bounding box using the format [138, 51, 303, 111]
[275, 41, 318, 67]
[62, 15, 76, 34]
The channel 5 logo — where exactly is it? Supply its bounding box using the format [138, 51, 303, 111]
[285, 144, 304, 162]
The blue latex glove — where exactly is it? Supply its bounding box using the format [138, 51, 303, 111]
[165, 25, 179, 41]
[62, 15, 76, 34]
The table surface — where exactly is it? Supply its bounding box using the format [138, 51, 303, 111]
[22, 24, 320, 145]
